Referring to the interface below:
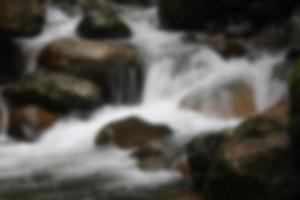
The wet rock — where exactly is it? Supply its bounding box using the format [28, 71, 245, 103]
[187, 132, 226, 190]
[181, 80, 256, 118]
[202, 117, 297, 200]
[260, 96, 289, 126]
[4, 70, 101, 113]
[0, 39, 24, 84]
[0, 0, 45, 37]
[95, 117, 172, 149]
[206, 36, 247, 59]
[8, 105, 59, 141]
[39, 38, 144, 103]
[159, 0, 298, 32]
[78, 1, 131, 39]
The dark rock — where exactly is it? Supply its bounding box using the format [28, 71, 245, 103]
[39, 38, 144, 103]
[110, 0, 158, 7]
[159, 0, 298, 32]
[78, 1, 131, 39]
[0, 0, 45, 37]
[0, 39, 24, 84]
[8, 105, 59, 141]
[95, 117, 172, 149]
[187, 132, 226, 190]
[4, 70, 101, 113]
[202, 117, 297, 200]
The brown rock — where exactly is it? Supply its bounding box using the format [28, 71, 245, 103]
[182, 80, 256, 118]
[8, 105, 59, 141]
[260, 96, 289, 126]
[95, 117, 172, 149]
[39, 38, 144, 103]
[0, 0, 45, 37]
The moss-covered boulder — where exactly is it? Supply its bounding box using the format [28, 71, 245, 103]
[95, 117, 172, 149]
[4, 70, 101, 113]
[77, 1, 131, 39]
[202, 117, 297, 200]
[187, 132, 227, 191]
[0, 0, 45, 37]
[8, 105, 59, 141]
[39, 38, 144, 103]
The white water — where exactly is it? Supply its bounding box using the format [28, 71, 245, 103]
[0, 4, 287, 190]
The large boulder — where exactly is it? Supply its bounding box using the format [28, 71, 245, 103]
[181, 80, 256, 118]
[95, 117, 172, 149]
[0, 0, 45, 37]
[159, 0, 298, 32]
[39, 38, 144, 103]
[8, 105, 59, 141]
[4, 70, 101, 113]
[187, 132, 227, 191]
[202, 117, 298, 200]
[78, 1, 131, 39]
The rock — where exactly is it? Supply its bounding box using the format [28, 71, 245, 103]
[95, 117, 172, 149]
[181, 80, 256, 118]
[289, 60, 300, 169]
[159, 0, 298, 32]
[0, 0, 45, 37]
[0, 39, 24, 84]
[206, 36, 247, 59]
[39, 38, 144, 103]
[260, 96, 289, 126]
[187, 132, 226, 190]
[4, 70, 101, 113]
[202, 117, 298, 200]
[8, 105, 59, 141]
[78, 1, 131, 39]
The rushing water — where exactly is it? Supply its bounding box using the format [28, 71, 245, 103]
[0, 3, 288, 200]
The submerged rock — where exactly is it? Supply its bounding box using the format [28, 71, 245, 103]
[8, 105, 59, 141]
[4, 70, 101, 113]
[181, 80, 256, 118]
[202, 117, 297, 200]
[0, 0, 45, 37]
[78, 1, 131, 39]
[95, 117, 172, 149]
[39, 38, 144, 103]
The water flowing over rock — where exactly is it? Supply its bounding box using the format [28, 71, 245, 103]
[0, 0, 45, 37]
[39, 38, 144, 103]
[78, 1, 132, 39]
[181, 80, 256, 118]
[4, 70, 101, 113]
[8, 105, 59, 141]
[95, 117, 172, 149]
[200, 117, 297, 200]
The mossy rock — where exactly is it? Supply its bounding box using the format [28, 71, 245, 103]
[77, 2, 131, 39]
[202, 116, 297, 200]
[0, 0, 45, 37]
[4, 70, 102, 113]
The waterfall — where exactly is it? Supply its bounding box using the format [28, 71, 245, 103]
[0, 2, 288, 200]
